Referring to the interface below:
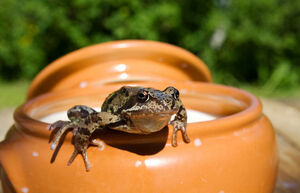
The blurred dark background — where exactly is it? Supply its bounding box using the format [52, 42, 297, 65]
[0, 0, 299, 107]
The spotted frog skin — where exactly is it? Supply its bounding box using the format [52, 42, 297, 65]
[49, 86, 190, 171]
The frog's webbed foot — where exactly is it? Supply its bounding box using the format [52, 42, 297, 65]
[49, 121, 91, 171]
[49, 121, 93, 172]
[48, 105, 99, 171]
[169, 104, 190, 147]
[170, 120, 190, 147]
[68, 149, 91, 172]
[67, 131, 92, 171]
[69, 139, 105, 170]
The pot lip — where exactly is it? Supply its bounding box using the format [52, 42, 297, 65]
[27, 40, 212, 100]
[14, 81, 262, 139]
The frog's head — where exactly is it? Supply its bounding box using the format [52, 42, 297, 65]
[121, 86, 181, 134]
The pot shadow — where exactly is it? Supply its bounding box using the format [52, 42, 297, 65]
[91, 126, 169, 155]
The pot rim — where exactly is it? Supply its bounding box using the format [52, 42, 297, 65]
[14, 81, 262, 140]
[26, 40, 212, 100]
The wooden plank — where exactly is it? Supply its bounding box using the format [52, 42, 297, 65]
[262, 99, 300, 149]
[262, 99, 300, 193]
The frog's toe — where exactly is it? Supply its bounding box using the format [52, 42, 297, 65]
[90, 139, 105, 150]
[81, 150, 92, 172]
[66, 132, 93, 171]
[67, 149, 78, 166]
[171, 129, 178, 147]
[49, 120, 68, 131]
[68, 146, 91, 171]
[171, 122, 190, 147]
[181, 128, 190, 143]
[50, 122, 74, 150]
[49, 120, 70, 143]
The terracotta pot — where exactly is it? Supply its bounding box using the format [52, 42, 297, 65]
[26, 40, 212, 100]
[0, 40, 277, 193]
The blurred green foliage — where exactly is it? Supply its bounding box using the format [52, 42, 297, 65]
[0, 0, 299, 91]
[0, 80, 29, 108]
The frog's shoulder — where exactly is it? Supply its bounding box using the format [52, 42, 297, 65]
[101, 91, 120, 113]
[101, 86, 139, 113]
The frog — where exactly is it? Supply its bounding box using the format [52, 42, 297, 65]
[49, 86, 190, 171]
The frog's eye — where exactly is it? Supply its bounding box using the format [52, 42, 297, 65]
[137, 90, 149, 102]
[164, 86, 179, 99]
[172, 88, 180, 99]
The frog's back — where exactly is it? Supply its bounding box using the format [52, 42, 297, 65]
[101, 86, 141, 114]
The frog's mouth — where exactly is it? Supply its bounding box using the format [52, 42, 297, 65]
[125, 111, 176, 134]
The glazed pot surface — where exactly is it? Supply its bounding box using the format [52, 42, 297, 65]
[0, 81, 277, 193]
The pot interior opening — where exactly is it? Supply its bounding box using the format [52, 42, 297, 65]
[26, 87, 249, 125]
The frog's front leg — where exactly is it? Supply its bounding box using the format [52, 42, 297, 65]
[170, 105, 190, 147]
[49, 105, 98, 170]
[49, 106, 123, 171]
[49, 105, 97, 149]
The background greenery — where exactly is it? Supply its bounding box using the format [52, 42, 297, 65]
[0, 0, 299, 108]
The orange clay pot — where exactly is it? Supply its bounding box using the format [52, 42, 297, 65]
[0, 40, 277, 193]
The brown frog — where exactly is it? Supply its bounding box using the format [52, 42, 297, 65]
[49, 86, 190, 171]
